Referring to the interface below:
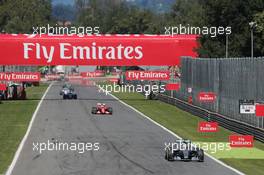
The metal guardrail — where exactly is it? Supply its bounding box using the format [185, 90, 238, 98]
[157, 94, 264, 142]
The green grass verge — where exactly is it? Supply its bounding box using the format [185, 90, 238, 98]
[111, 91, 264, 175]
[0, 83, 49, 174]
[220, 159, 264, 175]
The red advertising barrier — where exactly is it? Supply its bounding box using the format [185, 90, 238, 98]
[255, 104, 264, 117]
[45, 74, 60, 80]
[198, 122, 219, 132]
[165, 83, 180, 91]
[95, 70, 104, 73]
[81, 79, 94, 86]
[0, 34, 198, 66]
[198, 92, 216, 103]
[0, 84, 7, 91]
[229, 135, 254, 148]
[67, 75, 82, 79]
[111, 72, 120, 76]
[81, 72, 104, 77]
[109, 78, 119, 83]
[125, 71, 170, 80]
[0, 72, 40, 82]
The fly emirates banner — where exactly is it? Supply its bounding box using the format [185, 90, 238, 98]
[0, 34, 198, 66]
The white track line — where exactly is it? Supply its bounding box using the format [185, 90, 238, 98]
[106, 92, 245, 175]
[5, 83, 53, 175]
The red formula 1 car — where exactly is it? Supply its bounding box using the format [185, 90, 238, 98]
[91, 103, 113, 115]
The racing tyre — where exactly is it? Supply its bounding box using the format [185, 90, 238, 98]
[165, 148, 174, 161]
[197, 150, 204, 162]
[91, 107, 97, 114]
[74, 95, 77, 99]
[63, 95, 67, 99]
[108, 107, 113, 114]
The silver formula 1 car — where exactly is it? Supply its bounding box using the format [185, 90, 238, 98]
[165, 140, 204, 162]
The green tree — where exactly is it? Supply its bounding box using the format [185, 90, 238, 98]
[0, 0, 52, 33]
[76, 0, 161, 34]
[169, 0, 205, 26]
[169, 0, 264, 57]
[109, 8, 155, 34]
[199, 0, 264, 57]
[254, 11, 264, 55]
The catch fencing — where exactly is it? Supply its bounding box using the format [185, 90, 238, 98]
[124, 57, 264, 141]
[173, 57, 264, 129]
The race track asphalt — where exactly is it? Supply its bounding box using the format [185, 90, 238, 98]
[10, 82, 240, 175]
